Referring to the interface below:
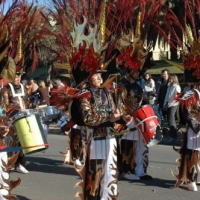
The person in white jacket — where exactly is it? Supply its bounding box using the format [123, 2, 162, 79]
[163, 74, 181, 141]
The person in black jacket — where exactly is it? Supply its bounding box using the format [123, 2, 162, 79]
[155, 69, 170, 125]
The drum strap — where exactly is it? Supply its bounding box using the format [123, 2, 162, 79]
[8, 83, 25, 109]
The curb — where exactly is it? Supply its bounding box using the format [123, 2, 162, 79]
[49, 124, 62, 134]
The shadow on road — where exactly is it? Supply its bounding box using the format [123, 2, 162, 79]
[15, 196, 33, 200]
[25, 156, 77, 176]
[119, 176, 176, 189]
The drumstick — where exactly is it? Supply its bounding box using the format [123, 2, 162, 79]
[38, 105, 48, 109]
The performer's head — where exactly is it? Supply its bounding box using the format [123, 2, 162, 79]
[125, 70, 140, 83]
[13, 73, 21, 85]
[13, 65, 23, 85]
[89, 72, 102, 88]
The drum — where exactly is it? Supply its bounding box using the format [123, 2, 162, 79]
[38, 109, 46, 119]
[11, 109, 37, 123]
[13, 114, 49, 154]
[132, 105, 163, 147]
[39, 106, 60, 121]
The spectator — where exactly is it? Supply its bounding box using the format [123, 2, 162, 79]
[47, 80, 53, 92]
[144, 72, 155, 92]
[144, 72, 156, 104]
[26, 78, 39, 108]
[27, 78, 38, 95]
[36, 80, 51, 143]
[37, 80, 50, 106]
[182, 82, 194, 93]
[155, 69, 170, 125]
[52, 78, 64, 89]
[163, 74, 181, 142]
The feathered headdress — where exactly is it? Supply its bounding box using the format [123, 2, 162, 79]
[69, 16, 109, 85]
[105, 0, 161, 77]
[48, 0, 119, 87]
[0, 0, 19, 81]
[180, 1, 200, 83]
[155, 0, 200, 83]
[8, 1, 52, 78]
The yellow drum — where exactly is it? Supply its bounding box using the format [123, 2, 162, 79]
[13, 114, 49, 154]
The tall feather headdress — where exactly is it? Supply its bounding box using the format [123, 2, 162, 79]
[48, 0, 116, 87]
[0, 0, 19, 81]
[155, 0, 200, 83]
[106, 0, 160, 77]
[8, 1, 53, 78]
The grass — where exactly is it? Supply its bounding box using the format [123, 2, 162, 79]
[146, 60, 183, 75]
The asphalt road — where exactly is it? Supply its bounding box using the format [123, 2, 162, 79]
[10, 128, 200, 200]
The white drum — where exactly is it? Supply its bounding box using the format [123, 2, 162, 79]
[11, 109, 37, 123]
[39, 106, 60, 121]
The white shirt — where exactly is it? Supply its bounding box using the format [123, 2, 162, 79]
[187, 127, 200, 150]
[144, 79, 155, 92]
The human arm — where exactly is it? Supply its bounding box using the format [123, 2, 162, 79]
[79, 96, 122, 127]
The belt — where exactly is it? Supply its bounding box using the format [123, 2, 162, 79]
[130, 127, 137, 131]
[87, 127, 115, 140]
[93, 134, 115, 140]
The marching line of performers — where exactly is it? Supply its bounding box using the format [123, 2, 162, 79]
[1, 66, 200, 199]
[57, 68, 200, 199]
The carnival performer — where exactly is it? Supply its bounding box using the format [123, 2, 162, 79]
[111, 30, 157, 181]
[74, 70, 132, 199]
[154, 0, 200, 192]
[1, 66, 29, 174]
[50, 81, 84, 165]
[63, 82, 88, 165]
[0, 115, 21, 199]
[116, 69, 153, 180]
[172, 85, 200, 191]
[68, 13, 131, 200]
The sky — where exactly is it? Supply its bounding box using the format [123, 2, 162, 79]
[1, 0, 46, 14]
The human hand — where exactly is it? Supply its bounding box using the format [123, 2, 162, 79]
[109, 113, 121, 122]
[122, 115, 132, 125]
[20, 108, 26, 112]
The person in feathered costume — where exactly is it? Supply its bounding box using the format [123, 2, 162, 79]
[0, 115, 21, 200]
[48, 1, 133, 199]
[0, 2, 24, 198]
[70, 10, 133, 200]
[105, 0, 163, 181]
[0, 1, 53, 174]
[155, 0, 200, 192]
